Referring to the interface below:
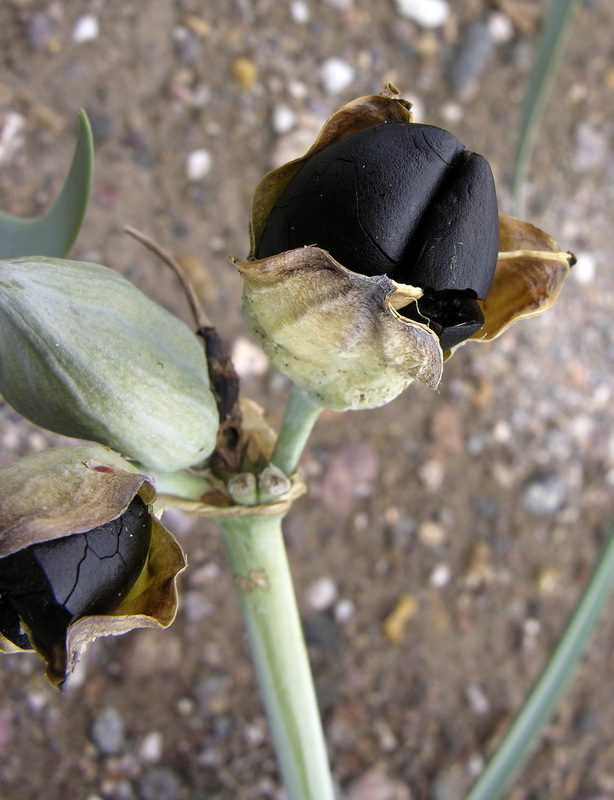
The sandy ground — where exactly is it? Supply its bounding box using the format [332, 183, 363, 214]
[1, 1, 614, 799]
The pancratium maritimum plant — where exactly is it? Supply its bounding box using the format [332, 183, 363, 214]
[0, 88, 578, 800]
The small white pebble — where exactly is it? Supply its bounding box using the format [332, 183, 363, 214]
[418, 520, 446, 547]
[244, 723, 266, 746]
[439, 101, 464, 124]
[72, 15, 99, 43]
[186, 148, 212, 181]
[430, 563, 451, 588]
[306, 577, 338, 611]
[319, 58, 355, 95]
[287, 79, 309, 100]
[466, 683, 491, 715]
[524, 617, 541, 637]
[27, 691, 48, 713]
[139, 731, 163, 764]
[0, 111, 26, 166]
[334, 598, 356, 624]
[571, 252, 596, 285]
[468, 752, 485, 778]
[176, 697, 195, 715]
[394, 0, 449, 28]
[231, 336, 270, 380]
[272, 103, 297, 135]
[187, 562, 222, 586]
[418, 459, 445, 492]
[492, 420, 512, 443]
[290, 0, 310, 23]
[487, 11, 514, 43]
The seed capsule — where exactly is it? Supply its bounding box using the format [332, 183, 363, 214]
[0, 496, 151, 655]
[0, 257, 219, 472]
[257, 120, 499, 350]
[241, 91, 573, 410]
[0, 445, 186, 687]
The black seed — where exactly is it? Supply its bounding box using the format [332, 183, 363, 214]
[0, 594, 32, 650]
[400, 290, 485, 350]
[257, 121, 466, 276]
[399, 151, 498, 297]
[0, 495, 151, 654]
[257, 118, 499, 348]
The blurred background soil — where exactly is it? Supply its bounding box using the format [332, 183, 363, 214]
[1, 1, 614, 799]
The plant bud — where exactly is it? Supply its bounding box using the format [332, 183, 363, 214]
[0, 257, 219, 472]
[0, 445, 186, 688]
[239, 90, 573, 409]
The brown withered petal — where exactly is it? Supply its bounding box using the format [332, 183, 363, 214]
[470, 215, 574, 344]
[0, 445, 152, 557]
[236, 246, 442, 411]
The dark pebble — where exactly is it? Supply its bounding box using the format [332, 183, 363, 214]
[471, 494, 499, 520]
[26, 12, 60, 50]
[91, 706, 126, 756]
[87, 112, 114, 143]
[448, 21, 495, 98]
[138, 766, 182, 800]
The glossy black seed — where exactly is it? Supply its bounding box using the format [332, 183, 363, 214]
[400, 290, 485, 351]
[0, 495, 151, 653]
[257, 121, 466, 277]
[400, 151, 498, 298]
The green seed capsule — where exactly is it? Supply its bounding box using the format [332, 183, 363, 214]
[0, 257, 219, 471]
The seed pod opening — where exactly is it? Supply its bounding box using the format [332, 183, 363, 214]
[241, 91, 573, 408]
[0, 445, 187, 687]
[256, 119, 499, 349]
[0, 495, 152, 658]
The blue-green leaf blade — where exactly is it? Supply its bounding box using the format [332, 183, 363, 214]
[511, 0, 580, 215]
[0, 110, 94, 259]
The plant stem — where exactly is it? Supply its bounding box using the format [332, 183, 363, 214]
[134, 464, 212, 501]
[220, 514, 335, 800]
[271, 384, 323, 476]
[464, 525, 614, 800]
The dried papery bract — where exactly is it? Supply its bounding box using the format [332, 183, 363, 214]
[236, 247, 443, 411]
[0, 445, 186, 688]
[469, 214, 574, 344]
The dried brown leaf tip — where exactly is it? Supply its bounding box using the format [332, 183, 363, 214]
[0, 445, 186, 688]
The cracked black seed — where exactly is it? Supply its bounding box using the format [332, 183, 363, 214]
[0, 495, 151, 652]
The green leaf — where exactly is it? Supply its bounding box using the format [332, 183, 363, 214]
[511, 0, 580, 216]
[0, 110, 94, 259]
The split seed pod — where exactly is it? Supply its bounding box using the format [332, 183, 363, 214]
[0, 445, 186, 688]
[238, 90, 573, 411]
[0, 257, 219, 472]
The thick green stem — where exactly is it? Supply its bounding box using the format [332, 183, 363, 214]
[220, 514, 335, 800]
[271, 384, 322, 476]
[134, 464, 212, 501]
[464, 525, 614, 800]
